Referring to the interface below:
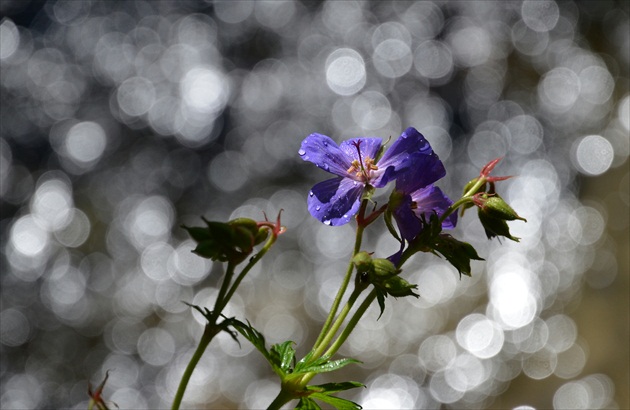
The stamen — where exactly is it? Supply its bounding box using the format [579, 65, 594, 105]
[348, 140, 378, 182]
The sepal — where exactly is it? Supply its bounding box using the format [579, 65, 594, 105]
[181, 217, 268, 264]
[433, 234, 484, 278]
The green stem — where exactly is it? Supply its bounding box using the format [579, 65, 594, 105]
[209, 262, 236, 322]
[171, 323, 221, 410]
[323, 289, 377, 359]
[312, 200, 367, 350]
[266, 384, 297, 410]
[172, 230, 279, 410]
[223, 237, 277, 313]
[439, 177, 487, 225]
[299, 289, 377, 387]
[310, 284, 365, 362]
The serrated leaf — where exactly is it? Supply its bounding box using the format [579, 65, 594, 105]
[433, 234, 484, 278]
[305, 381, 364, 394]
[296, 357, 361, 375]
[271, 341, 296, 372]
[296, 398, 321, 410]
[230, 319, 267, 353]
[309, 393, 362, 410]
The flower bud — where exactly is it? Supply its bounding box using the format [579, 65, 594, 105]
[382, 276, 419, 298]
[477, 209, 521, 242]
[474, 193, 526, 222]
[352, 251, 373, 273]
[372, 258, 400, 279]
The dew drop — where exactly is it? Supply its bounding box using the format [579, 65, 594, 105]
[309, 191, 314, 197]
[316, 205, 321, 211]
[298, 148, 306, 156]
[323, 164, 329, 171]
[323, 220, 332, 225]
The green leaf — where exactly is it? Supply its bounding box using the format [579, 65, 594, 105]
[271, 341, 296, 373]
[295, 357, 361, 375]
[383, 207, 402, 242]
[433, 234, 484, 278]
[182, 217, 266, 264]
[478, 210, 521, 242]
[296, 398, 321, 410]
[305, 382, 364, 394]
[229, 318, 285, 376]
[309, 393, 362, 410]
[375, 289, 386, 320]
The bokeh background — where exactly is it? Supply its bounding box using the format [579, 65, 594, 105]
[1, 0, 628, 409]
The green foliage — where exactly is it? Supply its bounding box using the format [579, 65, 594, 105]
[228, 318, 295, 378]
[181, 217, 268, 264]
[296, 382, 364, 410]
[230, 319, 364, 409]
[399, 213, 483, 277]
[432, 234, 484, 278]
[477, 210, 520, 241]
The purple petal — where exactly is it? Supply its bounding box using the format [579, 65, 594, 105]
[299, 133, 353, 177]
[392, 194, 423, 241]
[308, 177, 364, 226]
[387, 242, 405, 267]
[373, 128, 435, 187]
[338, 138, 382, 163]
[395, 153, 446, 194]
[411, 185, 457, 230]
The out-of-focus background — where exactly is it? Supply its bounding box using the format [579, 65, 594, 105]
[1, 0, 628, 409]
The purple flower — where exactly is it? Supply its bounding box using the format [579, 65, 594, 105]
[299, 127, 432, 225]
[390, 151, 457, 241]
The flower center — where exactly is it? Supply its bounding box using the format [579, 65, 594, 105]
[347, 140, 379, 182]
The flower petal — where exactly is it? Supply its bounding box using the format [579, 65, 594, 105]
[373, 127, 435, 187]
[299, 133, 353, 177]
[411, 185, 457, 230]
[392, 194, 423, 241]
[308, 177, 364, 226]
[338, 138, 382, 163]
[395, 153, 446, 193]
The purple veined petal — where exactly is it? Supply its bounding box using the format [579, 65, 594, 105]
[394, 153, 446, 194]
[411, 185, 457, 230]
[338, 137, 382, 163]
[299, 133, 353, 177]
[308, 176, 364, 226]
[392, 193, 423, 241]
[378, 127, 434, 167]
[387, 242, 405, 267]
[372, 127, 435, 187]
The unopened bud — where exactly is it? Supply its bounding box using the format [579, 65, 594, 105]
[477, 209, 521, 242]
[372, 258, 400, 278]
[474, 193, 527, 222]
[382, 276, 419, 298]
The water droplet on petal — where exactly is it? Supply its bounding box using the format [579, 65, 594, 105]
[323, 220, 332, 225]
[298, 148, 306, 156]
[309, 191, 314, 197]
[316, 205, 321, 211]
[323, 164, 329, 171]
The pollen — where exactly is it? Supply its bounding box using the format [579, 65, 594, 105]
[347, 157, 378, 181]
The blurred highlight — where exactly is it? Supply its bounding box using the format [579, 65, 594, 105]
[1, 1, 628, 409]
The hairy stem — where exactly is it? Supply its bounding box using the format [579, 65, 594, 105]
[172, 229, 279, 410]
[312, 200, 367, 350]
